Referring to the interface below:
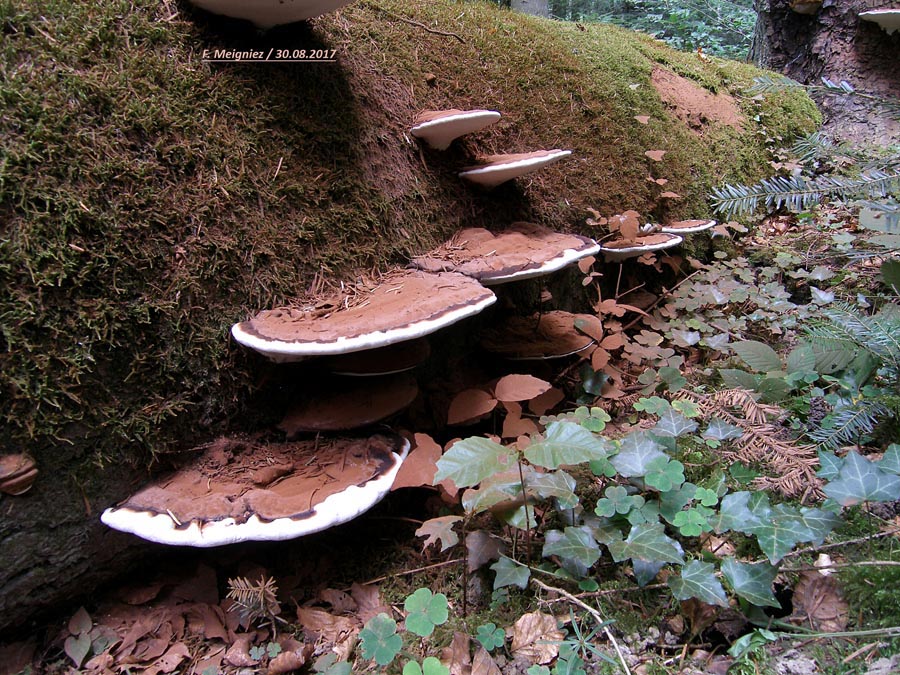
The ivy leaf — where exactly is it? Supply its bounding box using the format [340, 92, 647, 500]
[731, 340, 783, 373]
[879, 445, 900, 475]
[652, 409, 698, 438]
[610, 431, 666, 477]
[415, 516, 463, 552]
[359, 613, 403, 666]
[799, 507, 840, 545]
[644, 457, 685, 492]
[668, 560, 728, 607]
[816, 449, 843, 481]
[703, 417, 744, 442]
[594, 485, 644, 517]
[606, 522, 684, 565]
[476, 623, 506, 652]
[524, 422, 612, 469]
[404, 588, 449, 637]
[659, 482, 698, 523]
[528, 469, 578, 510]
[721, 559, 780, 608]
[435, 437, 517, 488]
[711, 491, 764, 534]
[633, 559, 666, 587]
[824, 451, 900, 506]
[672, 508, 712, 536]
[748, 503, 818, 563]
[491, 556, 530, 590]
[543, 527, 601, 576]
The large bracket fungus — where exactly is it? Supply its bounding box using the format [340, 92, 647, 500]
[100, 434, 409, 547]
[186, 0, 357, 27]
[459, 150, 573, 188]
[411, 222, 600, 285]
[0, 453, 38, 496]
[859, 8, 900, 34]
[231, 270, 497, 362]
[598, 232, 684, 262]
[409, 109, 502, 150]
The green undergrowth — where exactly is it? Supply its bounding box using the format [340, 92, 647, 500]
[0, 0, 818, 470]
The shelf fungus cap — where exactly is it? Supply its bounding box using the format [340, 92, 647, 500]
[187, 0, 356, 27]
[411, 222, 600, 285]
[100, 433, 410, 547]
[859, 9, 900, 34]
[599, 233, 684, 262]
[0, 454, 38, 496]
[231, 270, 496, 362]
[409, 109, 501, 150]
[459, 150, 572, 188]
[279, 373, 419, 435]
[481, 310, 597, 360]
[659, 219, 716, 234]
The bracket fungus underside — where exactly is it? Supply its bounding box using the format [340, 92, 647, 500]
[409, 109, 502, 150]
[411, 222, 600, 285]
[100, 434, 410, 547]
[859, 8, 900, 34]
[459, 150, 573, 187]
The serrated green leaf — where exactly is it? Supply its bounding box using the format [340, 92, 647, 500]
[543, 526, 601, 576]
[758, 377, 791, 402]
[491, 556, 530, 590]
[606, 522, 684, 565]
[719, 368, 761, 390]
[668, 560, 728, 607]
[808, 340, 856, 374]
[721, 559, 780, 608]
[644, 457, 685, 492]
[878, 444, 900, 475]
[528, 470, 579, 510]
[610, 431, 666, 477]
[728, 462, 759, 485]
[786, 344, 816, 374]
[652, 409, 698, 438]
[824, 451, 900, 506]
[881, 260, 900, 292]
[731, 340, 783, 373]
[435, 437, 517, 488]
[360, 614, 403, 666]
[524, 422, 612, 469]
[404, 588, 449, 637]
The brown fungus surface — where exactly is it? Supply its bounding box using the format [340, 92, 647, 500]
[411, 223, 599, 285]
[0, 454, 38, 496]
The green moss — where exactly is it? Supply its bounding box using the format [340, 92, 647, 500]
[0, 0, 818, 469]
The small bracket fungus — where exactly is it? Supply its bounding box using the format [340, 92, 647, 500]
[187, 0, 356, 27]
[0, 453, 37, 496]
[409, 109, 501, 150]
[100, 434, 410, 547]
[481, 311, 597, 360]
[859, 8, 900, 34]
[790, 0, 822, 14]
[411, 222, 600, 285]
[231, 270, 496, 362]
[599, 233, 684, 262]
[278, 373, 419, 435]
[459, 150, 572, 188]
[658, 219, 716, 234]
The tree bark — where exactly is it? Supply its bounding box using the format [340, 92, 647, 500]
[751, 0, 900, 143]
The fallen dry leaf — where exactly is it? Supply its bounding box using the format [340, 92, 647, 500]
[190, 645, 225, 675]
[296, 607, 358, 643]
[659, 191, 681, 199]
[392, 433, 442, 490]
[472, 646, 502, 675]
[318, 588, 358, 614]
[447, 388, 497, 425]
[634, 115, 651, 124]
[142, 642, 191, 675]
[790, 570, 848, 633]
[184, 603, 228, 642]
[224, 636, 255, 667]
[680, 598, 720, 636]
[441, 631, 472, 675]
[119, 583, 165, 606]
[465, 530, 505, 573]
[350, 583, 390, 624]
[268, 638, 311, 675]
[493, 374, 552, 403]
[416, 515, 463, 552]
[645, 150, 667, 161]
[510, 612, 564, 665]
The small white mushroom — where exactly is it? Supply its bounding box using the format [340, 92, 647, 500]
[459, 150, 572, 188]
[410, 109, 501, 150]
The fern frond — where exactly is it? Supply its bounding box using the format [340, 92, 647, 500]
[807, 399, 888, 449]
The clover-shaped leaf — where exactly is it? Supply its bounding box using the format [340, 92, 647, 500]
[633, 396, 671, 415]
[476, 623, 506, 652]
[404, 588, 449, 637]
[694, 487, 718, 507]
[360, 613, 403, 666]
[403, 657, 450, 675]
[672, 399, 701, 418]
[644, 457, 685, 492]
[594, 485, 644, 517]
[672, 508, 712, 536]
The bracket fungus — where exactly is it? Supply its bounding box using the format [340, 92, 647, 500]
[186, 0, 356, 27]
[231, 270, 496, 362]
[481, 311, 597, 360]
[0, 453, 37, 496]
[409, 109, 501, 150]
[859, 8, 900, 34]
[411, 222, 600, 285]
[659, 219, 717, 234]
[278, 373, 419, 435]
[100, 434, 409, 547]
[459, 150, 572, 188]
[599, 232, 684, 262]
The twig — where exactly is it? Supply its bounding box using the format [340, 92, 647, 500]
[782, 560, 900, 572]
[363, 3, 466, 43]
[532, 578, 632, 675]
[358, 558, 464, 586]
[781, 529, 900, 559]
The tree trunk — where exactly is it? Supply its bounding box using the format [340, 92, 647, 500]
[751, 0, 900, 144]
[511, 0, 551, 18]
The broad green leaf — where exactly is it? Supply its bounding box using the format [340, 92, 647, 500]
[878, 444, 900, 475]
[64, 634, 91, 668]
[462, 472, 523, 515]
[808, 340, 856, 374]
[718, 368, 761, 390]
[747, 503, 818, 563]
[543, 526, 601, 576]
[610, 431, 666, 477]
[881, 259, 900, 292]
[491, 556, 530, 590]
[435, 437, 516, 488]
[606, 522, 684, 565]
[359, 613, 402, 666]
[668, 560, 728, 607]
[672, 508, 712, 536]
[728, 462, 759, 485]
[711, 491, 764, 534]
[816, 449, 843, 481]
[786, 344, 816, 374]
[652, 409, 698, 438]
[528, 469, 579, 510]
[633, 396, 671, 414]
[799, 507, 839, 545]
[524, 422, 612, 469]
[721, 559, 779, 608]
[404, 588, 449, 637]
[824, 451, 900, 506]
[758, 377, 791, 402]
[659, 482, 697, 523]
[731, 340, 783, 373]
